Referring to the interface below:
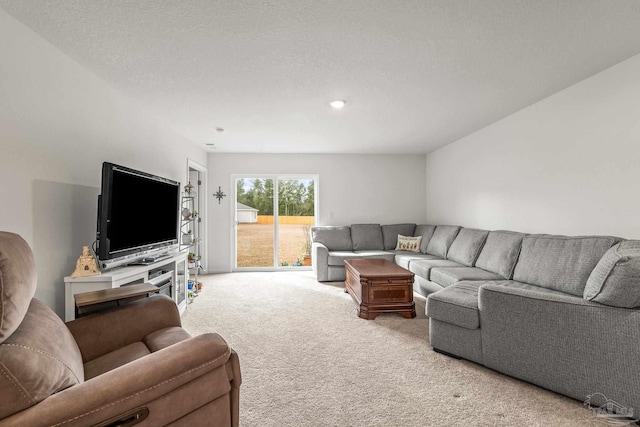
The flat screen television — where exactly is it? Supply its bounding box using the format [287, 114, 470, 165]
[97, 162, 180, 264]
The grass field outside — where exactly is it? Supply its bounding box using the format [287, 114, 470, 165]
[237, 223, 311, 267]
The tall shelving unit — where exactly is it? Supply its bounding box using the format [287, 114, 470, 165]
[180, 183, 202, 303]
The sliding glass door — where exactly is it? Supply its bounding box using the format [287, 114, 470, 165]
[235, 178, 275, 268]
[234, 175, 317, 270]
[276, 178, 315, 267]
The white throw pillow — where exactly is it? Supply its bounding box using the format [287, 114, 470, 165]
[395, 235, 422, 252]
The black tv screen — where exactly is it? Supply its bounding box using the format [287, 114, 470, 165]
[97, 162, 180, 261]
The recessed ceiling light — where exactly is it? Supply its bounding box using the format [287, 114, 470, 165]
[329, 99, 346, 109]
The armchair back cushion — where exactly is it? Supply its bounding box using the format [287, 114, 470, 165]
[425, 225, 461, 258]
[0, 299, 84, 419]
[414, 225, 437, 253]
[311, 226, 352, 251]
[351, 224, 384, 250]
[446, 228, 489, 267]
[475, 230, 527, 279]
[0, 232, 85, 419]
[513, 235, 621, 296]
[0, 232, 37, 343]
[584, 240, 640, 308]
[381, 224, 417, 250]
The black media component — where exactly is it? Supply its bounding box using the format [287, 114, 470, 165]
[96, 162, 180, 262]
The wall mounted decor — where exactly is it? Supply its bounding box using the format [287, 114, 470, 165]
[214, 186, 226, 204]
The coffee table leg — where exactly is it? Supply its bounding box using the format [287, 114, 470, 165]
[400, 310, 416, 319]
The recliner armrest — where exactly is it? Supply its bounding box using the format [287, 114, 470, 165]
[66, 295, 182, 363]
[0, 333, 240, 427]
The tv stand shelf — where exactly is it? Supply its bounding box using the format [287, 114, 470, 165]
[64, 252, 188, 321]
[74, 283, 160, 318]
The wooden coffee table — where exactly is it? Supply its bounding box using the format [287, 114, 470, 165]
[344, 258, 416, 320]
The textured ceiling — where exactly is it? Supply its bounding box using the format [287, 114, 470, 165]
[2, 1, 640, 154]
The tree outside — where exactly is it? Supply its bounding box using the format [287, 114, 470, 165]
[236, 178, 314, 216]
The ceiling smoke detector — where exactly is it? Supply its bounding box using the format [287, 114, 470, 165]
[329, 99, 346, 109]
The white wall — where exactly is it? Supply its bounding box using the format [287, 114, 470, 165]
[0, 10, 207, 317]
[426, 53, 640, 238]
[208, 154, 427, 272]
[237, 210, 257, 223]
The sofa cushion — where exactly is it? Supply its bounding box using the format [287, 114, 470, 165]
[327, 251, 362, 266]
[414, 225, 437, 253]
[513, 234, 622, 296]
[353, 251, 396, 262]
[84, 341, 151, 380]
[409, 259, 463, 281]
[425, 225, 461, 258]
[311, 226, 353, 251]
[475, 230, 526, 279]
[381, 224, 417, 250]
[426, 281, 482, 329]
[446, 228, 489, 267]
[393, 252, 439, 269]
[0, 299, 85, 419]
[584, 240, 640, 308]
[395, 235, 422, 252]
[0, 232, 38, 344]
[430, 266, 503, 288]
[351, 224, 384, 250]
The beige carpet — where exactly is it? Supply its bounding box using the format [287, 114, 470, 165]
[181, 271, 602, 427]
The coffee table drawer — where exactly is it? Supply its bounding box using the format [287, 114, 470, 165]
[369, 285, 412, 303]
[369, 277, 413, 285]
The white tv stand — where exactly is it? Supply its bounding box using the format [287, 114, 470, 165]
[64, 252, 188, 321]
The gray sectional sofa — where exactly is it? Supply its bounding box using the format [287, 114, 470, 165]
[311, 223, 640, 417]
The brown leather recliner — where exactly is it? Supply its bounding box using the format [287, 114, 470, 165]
[0, 232, 241, 426]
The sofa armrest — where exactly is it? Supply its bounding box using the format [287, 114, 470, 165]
[312, 242, 329, 281]
[66, 295, 182, 363]
[479, 283, 640, 412]
[0, 333, 239, 427]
